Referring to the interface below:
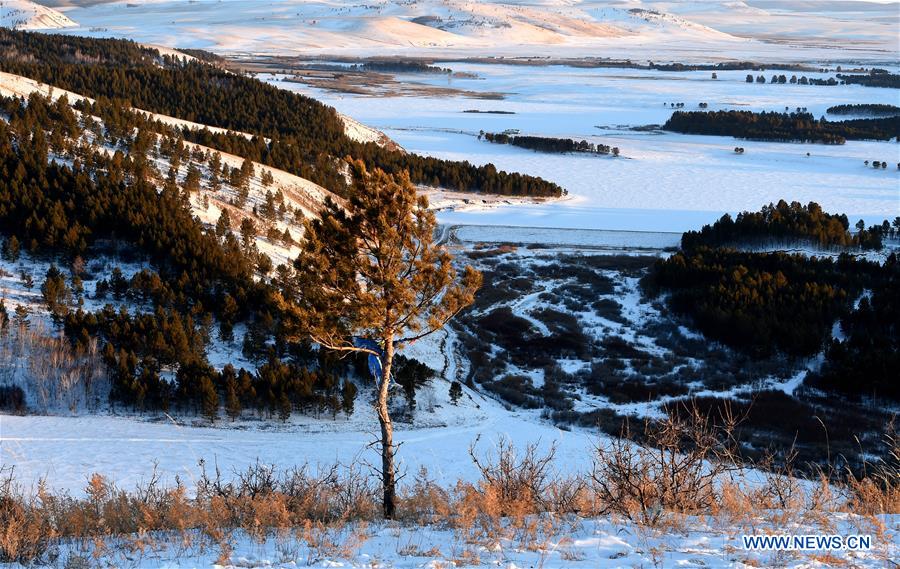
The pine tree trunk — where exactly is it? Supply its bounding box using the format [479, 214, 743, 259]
[377, 333, 397, 519]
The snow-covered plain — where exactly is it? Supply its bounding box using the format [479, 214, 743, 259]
[272, 65, 900, 232]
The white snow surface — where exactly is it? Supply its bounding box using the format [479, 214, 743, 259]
[338, 111, 398, 148]
[1, 385, 590, 495]
[28, 0, 900, 62]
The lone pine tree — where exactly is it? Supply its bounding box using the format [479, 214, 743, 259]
[281, 161, 481, 519]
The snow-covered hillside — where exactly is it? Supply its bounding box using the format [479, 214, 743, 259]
[0, 69, 342, 267]
[338, 111, 400, 149]
[23, 0, 900, 61]
[0, 70, 342, 386]
[0, 0, 76, 30]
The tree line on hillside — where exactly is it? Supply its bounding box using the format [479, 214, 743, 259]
[0, 93, 340, 417]
[175, 48, 225, 64]
[350, 61, 452, 74]
[681, 201, 892, 252]
[480, 131, 620, 156]
[645, 203, 900, 401]
[663, 110, 899, 144]
[644, 248, 880, 357]
[0, 29, 563, 197]
[0, 94, 259, 315]
[78, 309, 356, 422]
[814, 268, 900, 401]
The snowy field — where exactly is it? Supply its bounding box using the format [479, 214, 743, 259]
[269, 64, 900, 233]
[1, 382, 591, 495]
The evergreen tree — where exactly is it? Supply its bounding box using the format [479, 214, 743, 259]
[240, 218, 256, 250]
[215, 209, 231, 237]
[184, 163, 202, 194]
[278, 392, 291, 422]
[282, 161, 481, 519]
[341, 380, 357, 417]
[225, 372, 242, 421]
[41, 264, 70, 317]
[13, 305, 29, 330]
[2, 235, 19, 261]
[200, 376, 219, 423]
[263, 191, 277, 221]
[449, 381, 463, 405]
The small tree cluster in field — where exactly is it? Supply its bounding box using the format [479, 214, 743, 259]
[838, 69, 900, 89]
[664, 109, 898, 144]
[733, 146, 745, 154]
[747, 73, 841, 86]
[481, 131, 620, 157]
[828, 103, 900, 116]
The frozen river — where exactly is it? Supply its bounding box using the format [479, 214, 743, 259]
[269, 64, 899, 232]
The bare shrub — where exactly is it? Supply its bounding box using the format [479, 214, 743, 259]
[0, 468, 55, 564]
[590, 400, 742, 526]
[469, 436, 557, 516]
[847, 419, 900, 515]
[398, 466, 452, 525]
[196, 459, 378, 525]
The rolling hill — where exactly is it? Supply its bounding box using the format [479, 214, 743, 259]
[0, 0, 77, 30]
[13, 0, 899, 61]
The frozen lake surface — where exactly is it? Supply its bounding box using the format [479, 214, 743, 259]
[451, 224, 681, 250]
[269, 64, 899, 232]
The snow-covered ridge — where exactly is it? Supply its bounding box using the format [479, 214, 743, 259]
[0, 70, 232, 137]
[338, 111, 401, 150]
[0, 69, 339, 267]
[0, 0, 77, 30]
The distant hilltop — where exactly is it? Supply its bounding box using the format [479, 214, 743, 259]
[1, 0, 77, 30]
[8, 0, 898, 63]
